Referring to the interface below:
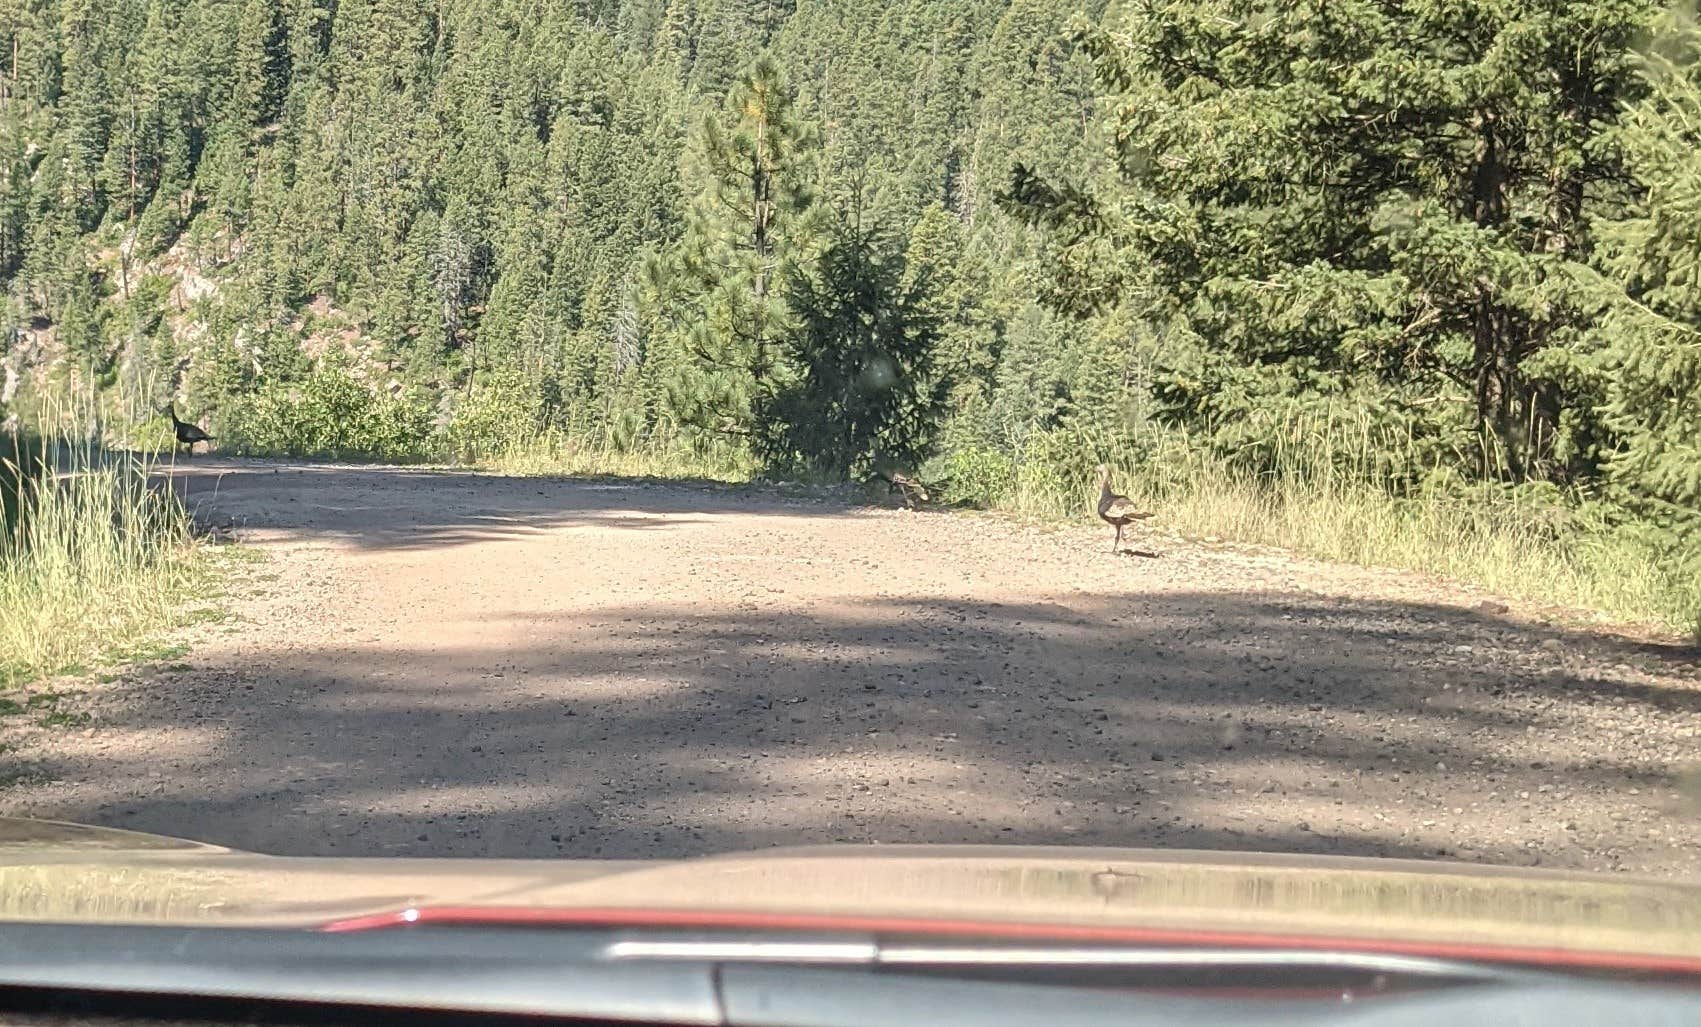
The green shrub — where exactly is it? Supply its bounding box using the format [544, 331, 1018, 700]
[222, 360, 432, 462]
[442, 370, 548, 463]
[930, 444, 1014, 507]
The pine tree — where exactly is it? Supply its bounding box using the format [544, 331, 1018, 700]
[1574, 5, 1701, 628]
[656, 0, 698, 75]
[903, 202, 995, 408]
[0, 104, 29, 281]
[617, 0, 667, 53]
[661, 55, 822, 436]
[122, 0, 191, 250]
[966, 0, 1092, 229]
[758, 208, 944, 478]
[230, 0, 290, 137]
[691, 0, 791, 98]
[1004, 0, 1656, 484]
[55, 0, 123, 230]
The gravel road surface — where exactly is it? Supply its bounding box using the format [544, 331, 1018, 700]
[6, 459, 1699, 876]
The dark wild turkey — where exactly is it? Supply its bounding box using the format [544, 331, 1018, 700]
[165, 404, 213, 456]
[1095, 464, 1152, 553]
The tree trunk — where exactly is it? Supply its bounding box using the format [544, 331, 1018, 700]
[1469, 111, 1524, 481]
[1531, 75, 1592, 482]
[751, 115, 770, 385]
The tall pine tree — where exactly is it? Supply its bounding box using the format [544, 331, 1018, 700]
[658, 55, 822, 436]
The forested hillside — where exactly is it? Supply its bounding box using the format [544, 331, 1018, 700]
[0, 0, 1108, 461]
[1, 0, 1697, 630]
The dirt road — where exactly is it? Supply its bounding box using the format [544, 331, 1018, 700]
[5, 459, 1699, 875]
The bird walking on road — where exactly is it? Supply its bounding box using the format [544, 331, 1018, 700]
[1096, 463, 1152, 553]
[165, 404, 213, 456]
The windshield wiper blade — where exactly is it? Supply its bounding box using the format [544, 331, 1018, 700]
[605, 935, 1551, 984]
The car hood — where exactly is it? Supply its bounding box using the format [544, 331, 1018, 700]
[2, 818, 1698, 972]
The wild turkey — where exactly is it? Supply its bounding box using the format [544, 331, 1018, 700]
[165, 404, 213, 456]
[876, 470, 931, 509]
[1095, 463, 1152, 553]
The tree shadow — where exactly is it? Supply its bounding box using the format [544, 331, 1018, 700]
[152, 458, 863, 552]
[22, 591, 1700, 874]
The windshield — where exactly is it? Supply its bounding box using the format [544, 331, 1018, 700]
[1, 0, 1698, 978]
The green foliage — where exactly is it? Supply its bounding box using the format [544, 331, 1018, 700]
[1568, 5, 1701, 630]
[931, 444, 1014, 507]
[757, 214, 946, 478]
[442, 368, 552, 463]
[221, 360, 431, 462]
[904, 204, 999, 410]
[657, 54, 824, 436]
[997, 0, 1699, 633]
[1005, 0, 1656, 484]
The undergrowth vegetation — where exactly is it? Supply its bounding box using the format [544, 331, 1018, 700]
[219, 359, 433, 463]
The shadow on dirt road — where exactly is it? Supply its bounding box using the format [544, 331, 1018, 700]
[26, 584, 1701, 873]
[159, 459, 855, 551]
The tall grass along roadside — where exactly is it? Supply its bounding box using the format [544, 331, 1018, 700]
[931, 414, 1699, 641]
[1, 432, 213, 689]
